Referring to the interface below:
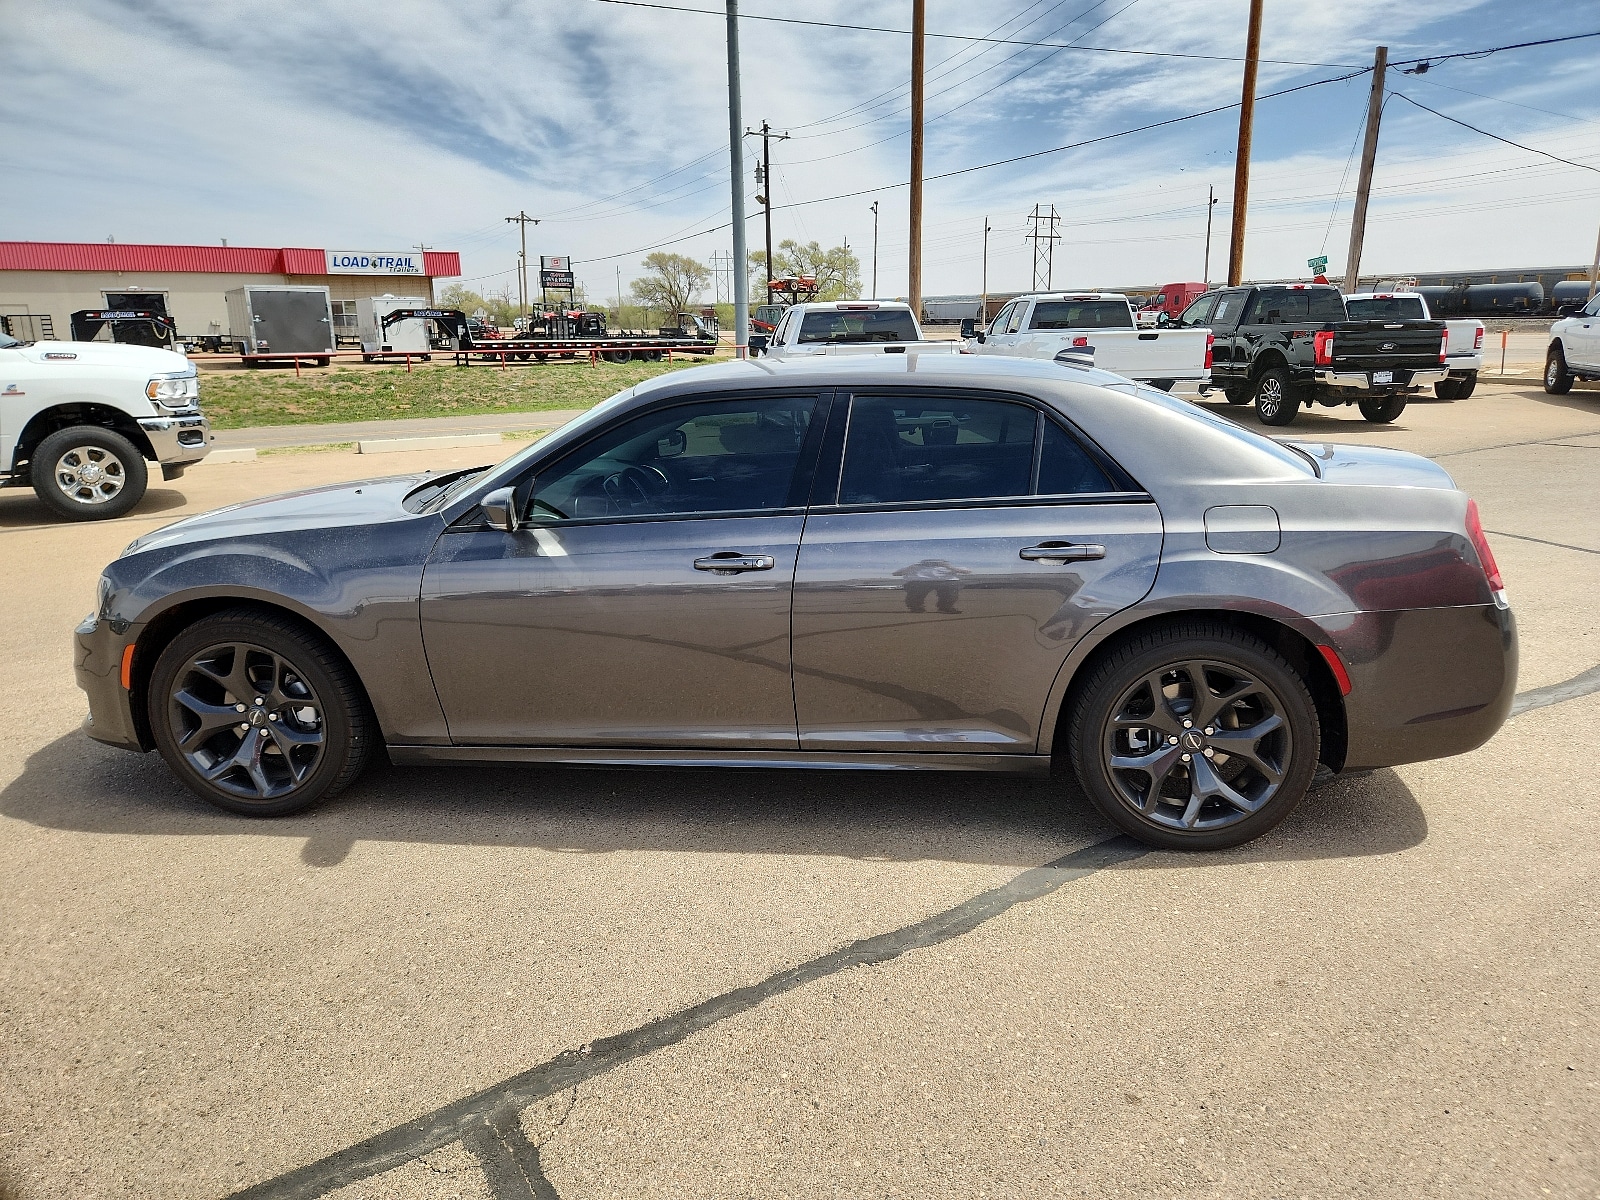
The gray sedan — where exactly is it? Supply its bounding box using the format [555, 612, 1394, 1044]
[75, 355, 1516, 849]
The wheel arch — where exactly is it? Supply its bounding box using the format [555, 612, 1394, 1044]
[1042, 608, 1348, 773]
[1248, 350, 1289, 380]
[12, 404, 157, 476]
[127, 595, 379, 755]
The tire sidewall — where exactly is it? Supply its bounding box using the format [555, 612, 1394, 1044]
[1070, 629, 1322, 850]
[147, 614, 362, 816]
[32, 427, 148, 520]
[1360, 396, 1406, 423]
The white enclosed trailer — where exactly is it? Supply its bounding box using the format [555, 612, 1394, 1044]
[357, 295, 432, 361]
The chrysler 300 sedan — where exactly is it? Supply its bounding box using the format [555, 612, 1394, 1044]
[75, 355, 1516, 849]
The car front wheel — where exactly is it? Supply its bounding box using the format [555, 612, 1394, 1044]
[31, 426, 148, 520]
[147, 609, 373, 816]
[1068, 623, 1321, 850]
[1545, 348, 1573, 394]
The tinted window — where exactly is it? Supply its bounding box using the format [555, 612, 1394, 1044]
[1210, 291, 1247, 329]
[1001, 304, 1026, 334]
[528, 396, 818, 520]
[1037, 420, 1114, 495]
[1306, 289, 1348, 321]
[1248, 289, 1307, 323]
[988, 302, 1016, 332]
[1346, 296, 1426, 321]
[1177, 292, 1218, 327]
[1028, 300, 1134, 330]
[839, 397, 1036, 504]
[798, 309, 919, 344]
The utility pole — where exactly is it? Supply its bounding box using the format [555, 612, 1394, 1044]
[843, 235, 851, 296]
[1026, 204, 1062, 291]
[1202, 187, 1218, 287]
[870, 201, 879, 298]
[908, 0, 925, 315]
[981, 216, 991, 321]
[1343, 45, 1389, 294]
[746, 120, 790, 301]
[615, 265, 623, 328]
[1227, 0, 1263, 286]
[504, 211, 539, 318]
[1589, 215, 1600, 301]
[725, 1, 749, 357]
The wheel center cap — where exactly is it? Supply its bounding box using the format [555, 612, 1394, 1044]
[79, 464, 103, 484]
[1180, 730, 1205, 751]
[250, 709, 266, 727]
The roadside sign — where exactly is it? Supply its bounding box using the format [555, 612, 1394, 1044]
[1307, 255, 1329, 273]
[540, 255, 575, 290]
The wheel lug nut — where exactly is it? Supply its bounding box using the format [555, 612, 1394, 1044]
[253, 697, 264, 705]
[1204, 748, 1215, 758]
[1167, 736, 1178, 745]
[237, 723, 248, 733]
[235, 703, 246, 713]
[1181, 753, 1192, 762]
[1183, 720, 1193, 728]
[1204, 727, 1215, 736]
[268, 713, 278, 721]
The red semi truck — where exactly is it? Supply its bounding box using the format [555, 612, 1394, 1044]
[1139, 282, 1208, 324]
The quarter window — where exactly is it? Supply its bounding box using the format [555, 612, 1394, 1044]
[526, 396, 818, 520]
[837, 396, 1117, 505]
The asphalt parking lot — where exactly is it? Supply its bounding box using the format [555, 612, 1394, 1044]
[2, 380, 1597, 1199]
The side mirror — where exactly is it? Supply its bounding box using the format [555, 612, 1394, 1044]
[657, 429, 687, 458]
[749, 333, 769, 355]
[481, 486, 520, 533]
[959, 318, 976, 338]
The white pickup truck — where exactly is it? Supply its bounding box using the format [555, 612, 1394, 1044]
[0, 328, 211, 520]
[1544, 289, 1600, 394]
[958, 292, 1211, 389]
[752, 301, 954, 359]
[1344, 292, 1484, 399]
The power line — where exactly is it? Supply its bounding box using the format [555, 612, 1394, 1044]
[1389, 92, 1600, 174]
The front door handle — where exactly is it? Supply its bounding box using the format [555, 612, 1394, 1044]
[694, 552, 776, 574]
[1020, 542, 1106, 562]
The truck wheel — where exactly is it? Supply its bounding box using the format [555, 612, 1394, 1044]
[1223, 386, 1250, 406]
[1149, 379, 1175, 392]
[1359, 395, 1407, 423]
[1452, 371, 1477, 399]
[1545, 348, 1574, 394]
[1432, 378, 1460, 400]
[31, 427, 148, 521]
[1253, 368, 1300, 426]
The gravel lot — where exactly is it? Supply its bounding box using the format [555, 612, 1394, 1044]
[1, 379, 1596, 1199]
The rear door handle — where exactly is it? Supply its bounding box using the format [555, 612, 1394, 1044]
[1020, 542, 1106, 561]
[694, 553, 776, 573]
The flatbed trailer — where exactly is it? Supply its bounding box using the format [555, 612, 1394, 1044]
[381, 308, 720, 366]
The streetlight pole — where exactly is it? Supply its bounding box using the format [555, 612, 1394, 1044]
[726, 1, 749, 358]
[870, 201, 879, 298]
[747, 120, 790, 304]
[1203, 186, 1218, 287]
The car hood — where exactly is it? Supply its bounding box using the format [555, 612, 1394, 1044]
[123, 471, 452, 557]
[16, 339, 191, 374]
[1287, 441, 1457, 489]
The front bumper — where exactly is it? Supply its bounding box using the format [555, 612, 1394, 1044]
[138, 412, 212, 466]
[74, 611, 146, 752]
[1313, 601, 1517, 772]
[1314, 367, 1450, 391]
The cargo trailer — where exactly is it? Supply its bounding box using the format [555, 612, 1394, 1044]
[226, 285, 335, 364]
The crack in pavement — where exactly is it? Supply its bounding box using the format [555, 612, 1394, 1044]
[226, 836, 1149, 1199]
[1485, 529, 1600, 555]
[1509, 662, 1600, 717]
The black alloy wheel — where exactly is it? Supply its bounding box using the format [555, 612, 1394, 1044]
[1545, 348, 1573, 394]
[1359, 395, 1407, 423]
[1253, 367, 1300, 426]
[147, 610, 372, 816]
[1069, 623, 1320, 850]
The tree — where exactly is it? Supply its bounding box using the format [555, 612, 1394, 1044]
[438, 283, 518, 327]
[748, 239, 861, 302]
[630, 252, 710, 319]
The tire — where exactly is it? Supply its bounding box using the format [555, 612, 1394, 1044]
[147, 609, 373, 817]
[1453, 371, 1476, 399]
[31, 426, 148, 521]
[1359, 395, 1407, 423]
[1223, 386, 1250, 406]
[315, 357, 330, 367]
[602, 349, 633, 364]
[1432, 378, 1460, 401]
[1545, 347, 1573, 394]
[1067, 622, 1321, 850]
[1253, 367, 1300, 425]
[1149, 378, 1175, 392]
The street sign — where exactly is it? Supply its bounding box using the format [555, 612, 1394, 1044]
[1307, 255, 1329, 273]
[540, 255, 574, 290]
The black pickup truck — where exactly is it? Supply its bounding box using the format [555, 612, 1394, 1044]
[1181, 284, 1447, 426]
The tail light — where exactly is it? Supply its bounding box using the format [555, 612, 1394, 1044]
[1071, 335, 1089, 347]
[1313, 330, 1335, 365]
[1464, 498, 1506, 601]
[1440, 327, 1448, 364]
[1474, 326, 1484, 349]
[1204, 332, 1214, 370]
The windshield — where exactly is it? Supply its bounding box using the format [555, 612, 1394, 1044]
[1346, 296, 1427, 321]
[798, 309, 919, 343]
[0, 330, 22, 348]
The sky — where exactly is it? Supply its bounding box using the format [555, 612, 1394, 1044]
[2, 0, 1598, 303]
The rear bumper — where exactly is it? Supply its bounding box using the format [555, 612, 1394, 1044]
[1314, 601, 1517, 772]
[137, 413, 211, 465]
[1314, 367, 1449, 390]
[74, 612, 145, 752]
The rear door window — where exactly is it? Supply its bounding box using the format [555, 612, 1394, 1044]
[1210, 291, 1247, 330]
[1027, 300, 1134, 330]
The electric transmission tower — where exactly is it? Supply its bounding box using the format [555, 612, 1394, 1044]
[709, 250, 733, 305]
[1026, 204, 1062, 291]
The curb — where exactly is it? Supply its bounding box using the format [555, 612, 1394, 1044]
[357, 433, 505, 454]
[204, 447, 258, 463]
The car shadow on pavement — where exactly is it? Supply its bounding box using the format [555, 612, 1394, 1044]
[0, 487, 189, 528]
[3, 733, 1427, 869]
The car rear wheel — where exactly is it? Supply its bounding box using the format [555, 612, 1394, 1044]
[31, 426, 148, 521]
[1359, 395, 1407, 423]
[1433, 378, 1460, 400]
[1453, 371, 1477, 398]
[1148, 378, 1174, 392]
[1545, 347, 1574, 394]
[147, 609, 373, 816]
[1253, 368, 1300, 425]
[1068, 623, 1320, 850]
[1222, 386, 1250, 406]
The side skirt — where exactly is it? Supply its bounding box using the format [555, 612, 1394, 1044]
[386, 744, 1055, 775]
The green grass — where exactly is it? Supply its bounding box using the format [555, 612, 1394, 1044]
[196, 357, 716, 430]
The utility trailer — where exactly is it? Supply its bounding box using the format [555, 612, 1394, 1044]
[69, 309, 181, 351]
[380, 308, 720, 365]
[357, 295, 432, 362]
[226, 285, 335, 366]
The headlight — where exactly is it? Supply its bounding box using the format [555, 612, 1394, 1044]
[146, 371, 200, 408]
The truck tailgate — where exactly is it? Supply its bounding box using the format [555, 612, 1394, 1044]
[1332, 321, 1444, 369]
